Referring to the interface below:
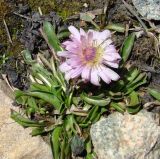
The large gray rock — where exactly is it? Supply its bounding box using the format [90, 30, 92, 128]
[0, 80, 53, 159]
[90, 110, 160, 159]
[132, 0, 160, 20]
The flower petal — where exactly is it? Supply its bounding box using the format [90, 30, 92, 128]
[99, 30, 111, 40]
[80, 28, 86, 36]
[59, 62, 72, 72]
[57, 51, 70, 57]
[87, 30, 93, 46]
[65, 66, 83, 80]
[81, 65, 91, 80]
[103, 61, 119, 68]
[102, 65, 120, 81]
[81, 35, 88, 49]
[90, 67, 100, 86]
[66, 58, 82, 67]
[97, 66, 111, 84]
[68, 26, 80, 40]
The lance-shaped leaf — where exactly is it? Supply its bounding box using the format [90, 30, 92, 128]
[11, 110, 46, 127]
[51, 126, 62, 159]
[126, 91, 141, 114]
[121, 33, 136, 63]
[43, 21, 61, 51]
[110, 102, 125, 113]
[148, 88, 160, 101]
[26, 91, 62, 111]
[81, 93, 111, 107]
[105, 23, 125, 33]
[22, 50, 35, 65]
[80, 13, 100, 30]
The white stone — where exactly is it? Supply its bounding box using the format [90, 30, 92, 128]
[0, 80, 53, 159]
[132, 0, 160, 20]
[90, 110, 160, 159]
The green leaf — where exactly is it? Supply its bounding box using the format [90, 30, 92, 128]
[22, 50, 35, 65]
[105, 23, 125, 33]
[27, 97, 39, 111]
[86, 154, 94, 159]
[85, 138, 92, 154]
[30, 83, 51, 93]
[51, 126, 62, 159]
[26, 91, 62, 111]
[148, 88, 160, 101]
[121, 33, 136, 63]
[83, 105, 100, 124]
[31, 127, 45, 136]
[110, 102, 125, 113]
[127, 68, 140, 82]
[60, 136, 67, 159]
[81, 93, 111, 107]
[128, 91, 140, 107]
[125, 73, 147, 94]
[127, 72, 146, 88]
[11, 110, 46, 127]
[43, 21, 61, 51]
[126, 91, 141, 114]
[80, 13, 95, 22]
[14, 90, 28, 105]
[57, 31, 70, 40]
[80, 13, 100, 30]
[65, 115, 77, 133]
[127, 105, 141, 114]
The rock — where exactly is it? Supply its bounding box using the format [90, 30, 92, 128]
[0, 80, 53, 159]
[90, 110, 160, 159]
[132, 0, 160, 20]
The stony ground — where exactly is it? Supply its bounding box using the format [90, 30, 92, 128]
[0, 80, 52, 159]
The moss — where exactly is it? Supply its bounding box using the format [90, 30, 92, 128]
[0, 0, 83, 57]
[28, 0, 55, 14]
[28, 0, 82, 19]
[55, 1, 82, 20]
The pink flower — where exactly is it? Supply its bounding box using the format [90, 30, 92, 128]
[58, 26, 121, 86]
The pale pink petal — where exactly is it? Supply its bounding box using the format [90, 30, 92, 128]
[98, 66, 111, 84]
[57, 51, 70, 57]
[62, 41, 74, 47]
[90, 67, 100, 86]
[59, 62, 72, 72]
[100, 30, 111, 39]
[92, 30, 100, 41]
[102, 65, 120, 81]
[101, 39, 112, 48]
[65, 66, 83, 80]
[81, 65, 91, 80]
[66, 58, 82, 67]
[103, 61, 119, 68]
[104, 45, 117, 53]
[80, 28, 86, 37]
[80, 35, 87, 49]
[68, 26, 80, 40]
[103, 53, 121, 62]
[65, 45, 79, 53]
[70, 66, 83, 78]
[87, 30, 93, 45]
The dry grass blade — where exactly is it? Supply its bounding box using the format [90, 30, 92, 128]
[122, 0, 147, 31]
[3, 19, 13, 45]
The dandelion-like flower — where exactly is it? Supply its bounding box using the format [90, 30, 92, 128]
[58, 26, 121, 86]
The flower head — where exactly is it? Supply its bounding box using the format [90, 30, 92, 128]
[58, 26, 121, 86]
